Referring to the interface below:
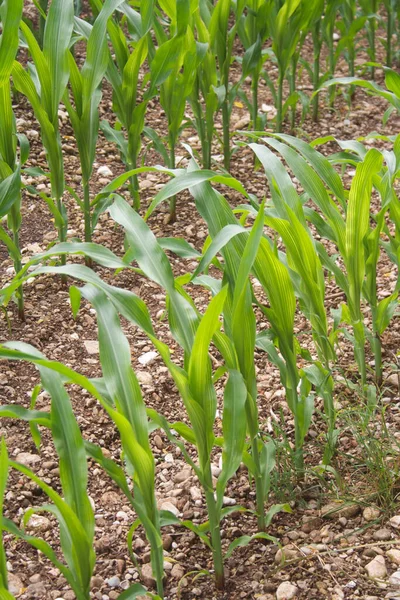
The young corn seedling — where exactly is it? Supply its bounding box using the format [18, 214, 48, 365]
[0, 314, 165, 598]
[98, 0, 153, 210]
[13, 0, 74, 267]
[153, 23, 200, 221]
[248, 138, 338, 460]
[0, 0, 25, 319]
[0, 344, 96, 600]
[0, 440, 10, 597]
[62, 0, 126, 253]
[237, 0, 271, 130]
[384, 0, 397, 67]
[0, 208, 275, 591]
[269, 0, 307, 132]
[321, 0, 341, 109]
[209, 0, 242, 170]
[359, 0, 379, 79]
[256, 133, 396, 389]
[336, 1, 367, 101]
[188, 10, 223, 169]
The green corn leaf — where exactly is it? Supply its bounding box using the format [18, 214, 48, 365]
[216, 370, 247, 513]
[43, 0, 74, 122]
[192, 224, 246, 279]
[225, 532, 278, 559]
[158, 237, 201, 259]
[0, 440, 9, 590]
[0, 405, 50, 426]
[10, 460, 94, 593]
[3, 341, 94, 543]
[188, 287, 228, 456]
[145, 170, 249, 220]
[345, 149, 383, 320]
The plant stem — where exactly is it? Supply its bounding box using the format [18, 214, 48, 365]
[130, 173, 140, 210]
[251, 436, 265, 531]
[10, 216, 24, 321]
[276, 75, 283, 133]
[222, 98, 230, 171]
[387, 1, 393, 68]
[312, 22, 321, 122]
[328, 44, 335, 109]
[169, 136, 176, 222]
[83, 181, 93, 268]
[56, 195, 67, 284]
[150, 539, 164, 598]
[289, 58, 297, 132]
[204, 471, 224, 590]
[39, 0, 49, 47]
[370, 0, 377, 79]
[251, 75, 259, 131]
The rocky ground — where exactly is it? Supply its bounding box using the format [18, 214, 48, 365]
[1, 4, 400, 600]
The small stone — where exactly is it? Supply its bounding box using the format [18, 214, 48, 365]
[390, 516, 400, 529]
[387, 549, 400, 565]
[164, 453, 174, 464]
[162, 535, 173, 551]
[222, 496, 236, 506]
[8, 573, 23, 595]
[363, 506, 380, 522]
[171, 563, 185, 580]
[365, 555, 387, 579]
[116, 511, 128, 521]
[191, 588, 202, 596]
[26, 514, 52, 532]
[100, 491, 120, 506]
[97, 166, 113, 177]
[373, 528, 392, 541]
[141, 563, 156, 588]
[276, 581, 298, 599]
[190, 487, 202, 502]
[321, 502, 360, 520]
[132, 538, 146, 552]
[15, 452, 41, 466]
[234, 115, 251, 130]
[389, 570, 400, 586]
[138, 351, 157, 366]
[173, 469, 191, 484]
[84, 340, 99, 355]
[154, 435, 163, 450]
[275, 545, 300, 564]
[29, 574, 41, 583]
[136, 371, 153, 385]
[106, 576, 120, 588]
[385, 374, 399, 389]
[91, 576, 104, 589]
[160, 501, 179, 517]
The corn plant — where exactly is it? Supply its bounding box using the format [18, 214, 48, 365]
[146, 160, 313, 476]
[188, 10, 223, 169]
[149, 7, 200, 221]
[209, 0, 244, 170]
[268, 0, 308, 132]
[384, 0, 398, 67]
[0, 0, 24, 319]
[359, 0, 379, 78]
[320, 0, 341, 109]
[62, 0, 126, 253]
[236, 0, 271, 130]
[254, 132, 399, 390]
[0, 312, 164, 597]
[13, 0, 74, 266]
[98, 1, 153, 210]
[0, 344, 96, 600]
